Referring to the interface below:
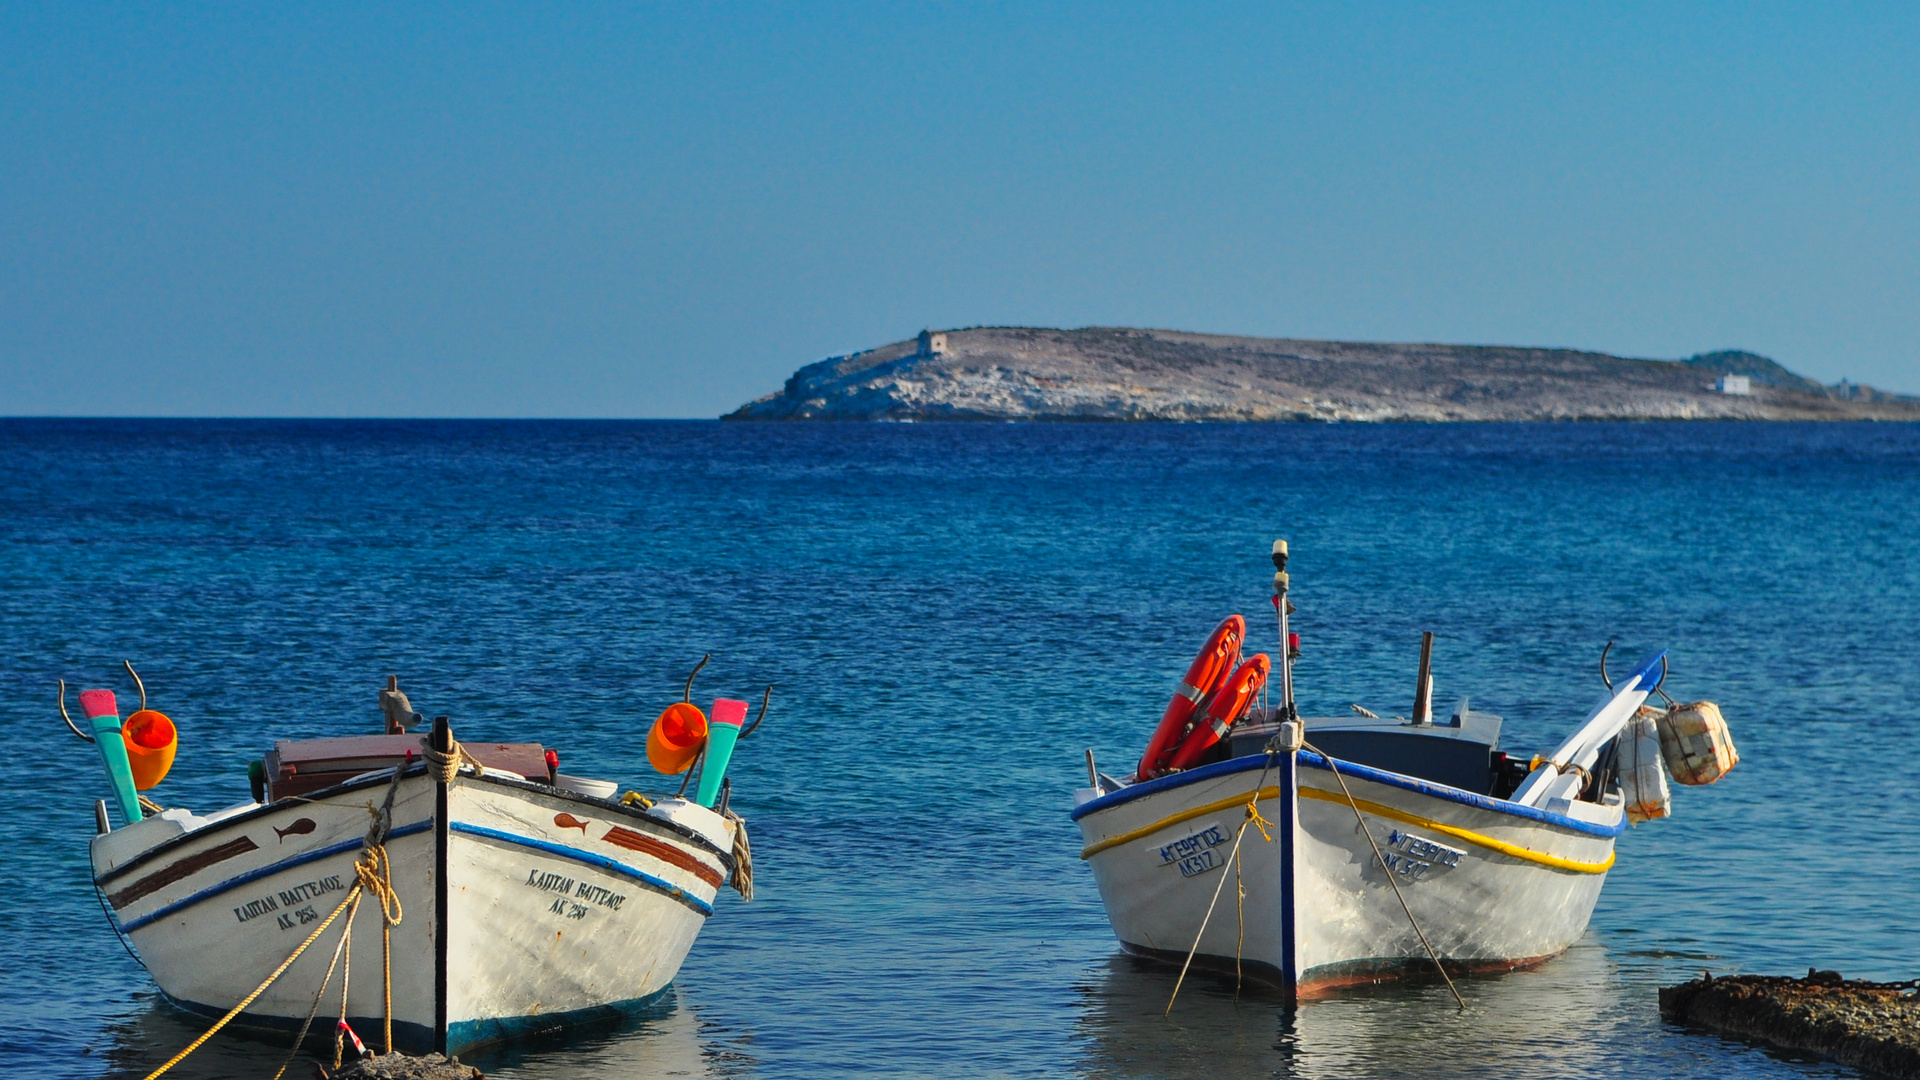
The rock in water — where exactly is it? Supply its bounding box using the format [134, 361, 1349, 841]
[326, 1052, 483, 1079]
[1660, 971, 1920, 1079]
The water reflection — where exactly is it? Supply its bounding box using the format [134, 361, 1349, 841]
[1073, 938, 1851, 1079]
[89, 987, 752, 1080]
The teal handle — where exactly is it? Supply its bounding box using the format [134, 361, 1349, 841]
[90, 714, 143, 825]
[695, 723, 741, 808]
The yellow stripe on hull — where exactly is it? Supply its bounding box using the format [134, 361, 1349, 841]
[1079, 781, 1616, 874]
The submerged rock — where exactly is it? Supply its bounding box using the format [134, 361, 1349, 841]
[326, 1052, 483, 1079]
[1660, 970, 1920, 1079]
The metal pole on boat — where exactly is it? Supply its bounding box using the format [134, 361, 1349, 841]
[1272, 539, 1295, 722]
[1412, 631, 1434, 725]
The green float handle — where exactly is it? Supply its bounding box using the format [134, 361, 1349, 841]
[695, 699, 747, 808]
[79, 689, 143, 825]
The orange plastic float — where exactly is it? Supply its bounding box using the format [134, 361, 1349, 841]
[121, 709, 177, 790]
[1137, 615, 1244, 778]
[1165, 653, 1271, 771]
[647, 702, 709, 775]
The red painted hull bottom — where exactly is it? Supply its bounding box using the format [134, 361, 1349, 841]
[1118, 940, 1566, 1000]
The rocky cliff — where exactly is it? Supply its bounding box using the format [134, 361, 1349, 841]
[724, 327, 1920, 421]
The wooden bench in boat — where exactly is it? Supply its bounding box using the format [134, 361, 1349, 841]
[259, 734, 551, 801]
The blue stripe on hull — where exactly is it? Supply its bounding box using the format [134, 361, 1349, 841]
[1071, 749, 1627, 838]
[448, 822, 714, 916]
[445, 986, 676, 1055]
[119, 820, 434, 933]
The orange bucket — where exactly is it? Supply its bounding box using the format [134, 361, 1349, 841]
[121, 709, 177, 791]
[647, 702, 708, 775]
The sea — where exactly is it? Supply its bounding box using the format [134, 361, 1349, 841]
[2, 419, 1915, 1079]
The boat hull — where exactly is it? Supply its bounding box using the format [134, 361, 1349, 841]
[94, 765, 732, 1054]
[1073, 750, 1623, 997]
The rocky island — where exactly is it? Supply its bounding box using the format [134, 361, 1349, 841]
[725, 326, 1919, 422]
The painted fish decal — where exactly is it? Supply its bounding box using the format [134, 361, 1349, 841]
[274, 818, 316, 843]
[554, 813, 591, 834]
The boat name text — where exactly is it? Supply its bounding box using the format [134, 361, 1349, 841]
[1153, 821, 1230, 878]
[232, 874, 347, 928]
[525, 868, 627, 916]
[1376, 830, 1466, 881]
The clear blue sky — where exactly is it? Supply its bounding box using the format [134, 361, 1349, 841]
[3, 3, 1916, 416]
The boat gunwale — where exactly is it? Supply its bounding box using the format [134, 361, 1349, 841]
[97, 762, 732, 887]
[1069, 748, 1627, 839]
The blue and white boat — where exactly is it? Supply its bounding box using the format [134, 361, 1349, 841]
[1073, 543, 1715, 999]
[85, 702, 749, 1056]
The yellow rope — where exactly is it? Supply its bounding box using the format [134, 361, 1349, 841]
[1167, 785, 1277, 1016]
[139, 883, 362, 1080]
[352, 844, 402, 1052]
[145, 773, 408, 1080]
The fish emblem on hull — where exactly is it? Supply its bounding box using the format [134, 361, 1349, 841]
[274, 818, 316, 843]
[554, 813, 591, 834]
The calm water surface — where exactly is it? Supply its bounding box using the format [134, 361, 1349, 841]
[2, 420, 1915, 1079]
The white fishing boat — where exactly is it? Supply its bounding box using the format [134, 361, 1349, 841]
[71, 670, 761, 1058]
[1073, 541, 1736, 999]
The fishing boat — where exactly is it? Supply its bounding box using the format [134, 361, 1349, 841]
[1072, 540, 1737, 1000]
[70, 667, 762, 1058]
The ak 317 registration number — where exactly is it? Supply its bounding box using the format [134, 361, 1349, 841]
[1151, 822, 1230, 877]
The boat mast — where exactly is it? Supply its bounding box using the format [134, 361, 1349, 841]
[1273, 539, 1295, 722]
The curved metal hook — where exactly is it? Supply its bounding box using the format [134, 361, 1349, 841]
[1653, 654, 1676, 708]
[59, 679, 94, 743]
[682, 653, 712, 705]
[739, 685, 772, 740]
[124, 660, 147, 713]
[1598, 640, 1614, 691]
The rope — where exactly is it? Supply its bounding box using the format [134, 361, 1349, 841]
[143, 762, 408, 1080]
[267, 895, 356, 1080]
[139, 883, 362, 1080]
[422, 739, 482, 783]
[353, 845, 403, 1051]
[1167, 757, 1277, 1016]
[725, 809, 753, 902]
[1304, 739, 1467, 1011]
[333, 896, 358, 1070]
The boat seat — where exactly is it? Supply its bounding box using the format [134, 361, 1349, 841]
[261, 734, 550, 801]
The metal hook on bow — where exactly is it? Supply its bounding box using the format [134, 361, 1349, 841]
[682, 653, 711, 705]
[1598, 640, 1614, 691]
[1652, 654, 1676, 709]
[739, 685, 772, 740]
[124, 660, 147, 713]
[59, 680, 94, 743]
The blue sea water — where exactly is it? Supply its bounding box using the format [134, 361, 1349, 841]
[2, 419, 1917, 1079]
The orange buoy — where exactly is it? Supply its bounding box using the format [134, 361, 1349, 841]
[121, 709, 177, 791]
[647, 702, 709, 775]
[1165, 653, 1271, 771]
[1138, 615, 1245, 778]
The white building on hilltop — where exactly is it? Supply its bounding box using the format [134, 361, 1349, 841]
[1715, 375, 1752, 395]
[916, 329, 948, 357]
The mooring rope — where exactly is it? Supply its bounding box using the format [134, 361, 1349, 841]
[267, 895, 357, 1080]
[142, 765, 409, 1080]
[139, 885, 362, 1080]
[1304, 739, 1467, 1011]
[1166, 757, 1277, 1016]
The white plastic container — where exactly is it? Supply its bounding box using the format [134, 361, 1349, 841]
[553, 774, 619, 800]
